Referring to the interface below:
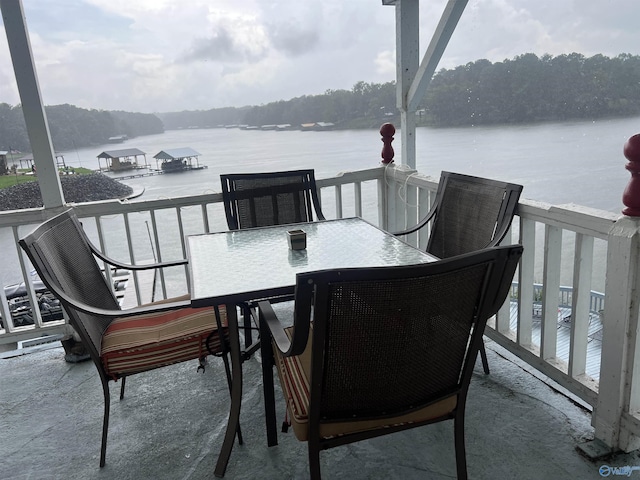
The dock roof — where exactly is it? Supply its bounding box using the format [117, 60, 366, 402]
[153, 147, 201, 160]
[97, 148, 146, 159]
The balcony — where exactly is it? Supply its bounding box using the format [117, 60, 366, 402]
[1, 157, 640, 476]
[3, 0, 640, 476]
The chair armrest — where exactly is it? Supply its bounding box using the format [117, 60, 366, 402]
[392, 199, 438, 237]
[37, 268, 193, 319]
[87, 239, 187, 271]
[257, 300, 309, 357]
[488, 202, 520, 248]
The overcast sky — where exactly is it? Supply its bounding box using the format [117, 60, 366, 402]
[1, 0, 639, 114]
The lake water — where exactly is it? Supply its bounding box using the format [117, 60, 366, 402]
[3, 116, 639, 290]
[62, 115, 640, 213]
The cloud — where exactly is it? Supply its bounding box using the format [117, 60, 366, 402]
[265, 19, 320, 57]
[1, 0, 640, 113]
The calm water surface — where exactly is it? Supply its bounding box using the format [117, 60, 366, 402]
[62, 115, 639, 213]
[3, 116, 639, 288]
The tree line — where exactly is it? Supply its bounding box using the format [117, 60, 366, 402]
[161, 53, 640, 128]
[1, 52, 639, 154]
[425, 52, 640, 126]
[0, 103, 163, 153]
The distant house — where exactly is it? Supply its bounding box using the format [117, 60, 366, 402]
[97, 148, 148, 172]
[300, 122, 335, 131]
[107, 135, 128, 144]
[314, 122, 335, 131]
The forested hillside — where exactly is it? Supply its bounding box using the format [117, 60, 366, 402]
[0, 104, 163, 153]
[160, 53, 640, 129]
[1, 52, 639, 154]
[425, 53, 640, 125]
[158, 81, 396, 130]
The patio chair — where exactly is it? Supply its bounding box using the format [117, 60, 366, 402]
[18, 209, 235, 468]
[259, 244, 523, 480]
[220, 169, 325, 350]
[220, 169, 325, 230]
[394, 171, 523, 374]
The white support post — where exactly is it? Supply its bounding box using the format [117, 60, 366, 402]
[593, 216, 640, 452]
[393, 0, 419, 169]
[1, 0, 65, 208]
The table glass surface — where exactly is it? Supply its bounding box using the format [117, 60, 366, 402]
[188, 217, 433, 305]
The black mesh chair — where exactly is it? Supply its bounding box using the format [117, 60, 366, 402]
[19, 210, 236, 469]
[221, 169, 325, 350]
[259, 244, 523, 480]
[220, 169, 325, 230]
[394, 171, 523, 374]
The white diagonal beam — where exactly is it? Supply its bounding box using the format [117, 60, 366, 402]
[1, 0, 65, 208]
[407, 0, 469, 112]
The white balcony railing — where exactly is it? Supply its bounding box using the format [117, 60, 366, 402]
[1, 163, 639, 455]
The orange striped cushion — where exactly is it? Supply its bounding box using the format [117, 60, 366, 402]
[275, 326, 458, 442]
[101, 303, 228, 378]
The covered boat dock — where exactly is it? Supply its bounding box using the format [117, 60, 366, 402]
[97, 148, 148, 172]
[15, 152, 66, 170]
[153, 147, 205, 172]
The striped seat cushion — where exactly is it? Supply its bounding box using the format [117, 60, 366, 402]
[101, 301, 228, 378]
[275, 325, 458, 442]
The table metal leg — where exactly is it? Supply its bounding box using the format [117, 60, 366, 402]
[214, 305, 243, 478]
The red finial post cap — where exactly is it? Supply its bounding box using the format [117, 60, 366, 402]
[380, 123, 396, 165]
[622, 134, 640, 216]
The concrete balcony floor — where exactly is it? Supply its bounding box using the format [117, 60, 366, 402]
[2, 336, 639, 480]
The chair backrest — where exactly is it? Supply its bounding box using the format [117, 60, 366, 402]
[292, 244, 522, 424]
[220, 169, 325, 230]
[19, 210, 120, 361]
[427, 171, 522, 259]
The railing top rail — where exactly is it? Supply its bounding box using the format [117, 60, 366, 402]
[517, 199, 618, 238]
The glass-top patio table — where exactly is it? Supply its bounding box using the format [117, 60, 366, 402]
[186, 217, 435, 477]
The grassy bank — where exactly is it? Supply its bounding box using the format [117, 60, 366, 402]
[0, 167, 94, 189]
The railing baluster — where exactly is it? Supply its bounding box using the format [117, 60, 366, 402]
[149, 209, 167, 300]
[13, 226, 43, 328]
[122, 212, 142, 306]
[417, 186, 430, 250]
[201, 204, 210, 233]
[354, 182, 362, 218]
[569, 233, 594, 377]
[95, 215, 116, 300]
[517, 218, 536, 348]
[334, 185, 343, 218]
[541, 225, 562, 363]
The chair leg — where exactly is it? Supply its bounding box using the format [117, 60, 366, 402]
[308, 440, 322, 480]
[259, 315, 278, 447]
[215, 305, 243, 445]
[119, 376, 126, 400]
[454, 413, 468, 480]
[479, 340, 490, 374]
[99, 376, 111, 468]
[242, 303, 254, 350]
